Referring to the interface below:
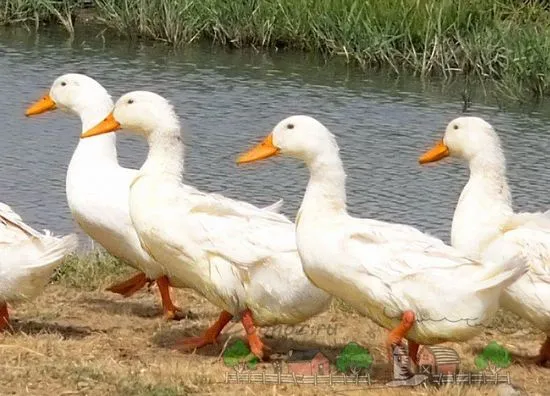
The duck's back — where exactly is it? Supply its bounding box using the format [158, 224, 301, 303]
[486, 211, 550, 269]
[129, 176, 331, 323]
[0, 203, 78, 301]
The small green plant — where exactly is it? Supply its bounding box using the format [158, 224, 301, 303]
[474, 341, 512, 374]
[223, 340, 259, 372]
[336, 342, 373, 376]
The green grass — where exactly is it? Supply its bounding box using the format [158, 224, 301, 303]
[0, 0, 77, 32]
[54, 249, 132, 290]
[4, 0, 550, 100]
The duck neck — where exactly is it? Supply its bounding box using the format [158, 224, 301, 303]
[140, 126, 184, 181]
[72, 100, 117, 166]
[465, 148, 512, 209]
[451, 146, 513, 255]
[300, 147, 348, 221]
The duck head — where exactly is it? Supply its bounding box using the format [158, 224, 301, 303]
[25, 73, 112, 119]
[81, 91, 179, 138]
[237, 115, 338, 165]
[419, 116, 501, 164]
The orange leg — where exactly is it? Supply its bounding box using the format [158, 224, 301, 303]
[386, 310, 416, 362]
[176, 310, 233, 351]
[241, 309, 268, 359]
[156, 276, 182, 321]
[536, 336, 550, 366]
[106, 272, 148, 297]
[0, 302, 9, 331]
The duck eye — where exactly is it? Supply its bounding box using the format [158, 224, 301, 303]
[287, 123, 294, 130]
[127, 99, 134, 104]
[60, 82, 67, 87]
[453, 124, 459, 130]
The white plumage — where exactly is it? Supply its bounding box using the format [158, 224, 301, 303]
[25, 74, 181, 319]
[0, 202, 78, 327]
[81, 92, 331, 357]
[238, 115, 527, 361]
[420, 116, 550, 364]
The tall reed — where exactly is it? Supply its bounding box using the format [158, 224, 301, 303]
[92, 0, 550, 99]
[0, 0, 77, 32]
[3, 0, 550, 100]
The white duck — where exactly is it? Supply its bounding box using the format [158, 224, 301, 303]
[1, 202, 78, 329]
[25, 74, 180, 319]
[237, 115, 527, 363]
[420, 116, 550, 365]
[80, 91, 331, 357]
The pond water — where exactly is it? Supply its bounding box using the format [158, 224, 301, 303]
[1, 26, 549, 248]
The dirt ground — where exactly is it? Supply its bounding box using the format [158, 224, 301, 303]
[1, 277, 549, 395]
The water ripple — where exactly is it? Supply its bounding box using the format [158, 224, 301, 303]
[1, 27, 549, 244]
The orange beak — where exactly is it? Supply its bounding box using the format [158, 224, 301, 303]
[418, 139, 450, 164]
[237, 133, 280, 164]
[81, 112, 121, 138]
[25, 94, 57, 116]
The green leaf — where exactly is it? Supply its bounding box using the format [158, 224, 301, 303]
[474, 355, 488, 370]
[246, 353, 259, 369]
[336, 342, 373, 374]
[475, 341, 511, 370]
[223, 340, 259, 369]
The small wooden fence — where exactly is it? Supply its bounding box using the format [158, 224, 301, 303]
[430, 372, 511, 385]
[226, 371, 511, 386]
[226, 372, 371, 385]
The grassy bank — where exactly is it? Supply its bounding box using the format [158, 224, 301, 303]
[1, 250, 547, 394]
[3, 1, 550, 100]
[0, 0, 77, 32]
[54, 249, 132, 290]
